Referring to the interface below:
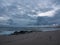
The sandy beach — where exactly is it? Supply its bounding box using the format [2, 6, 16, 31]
[0, 30, 60, 45]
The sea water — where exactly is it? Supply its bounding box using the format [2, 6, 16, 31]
[0, 31, 15, 35]
[0, 27, 60, 35]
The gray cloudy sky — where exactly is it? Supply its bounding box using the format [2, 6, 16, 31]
[0, 0, 60, 26]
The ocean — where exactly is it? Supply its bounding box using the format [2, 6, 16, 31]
[0, 27, 60, 35]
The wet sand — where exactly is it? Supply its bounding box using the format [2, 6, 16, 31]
[0, 30, 60, 45]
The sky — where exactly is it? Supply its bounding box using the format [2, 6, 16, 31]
[0, 0, 60, 26]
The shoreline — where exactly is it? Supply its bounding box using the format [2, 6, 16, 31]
[0, 27, 60, 35]
[0, 30, 60, 45]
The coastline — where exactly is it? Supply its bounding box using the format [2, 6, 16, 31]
[0, 30, 60, 45]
